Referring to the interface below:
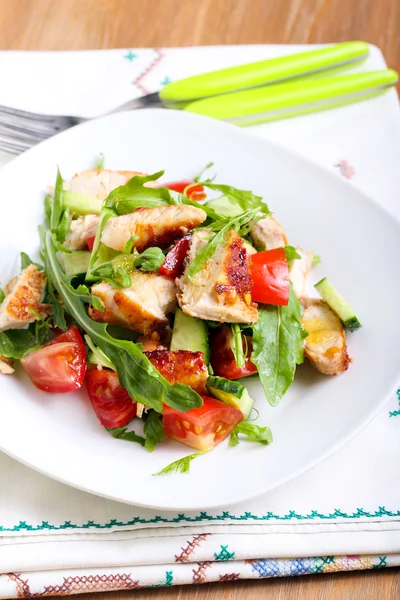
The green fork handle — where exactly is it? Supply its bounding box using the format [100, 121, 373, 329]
[159, 41, 370, 103]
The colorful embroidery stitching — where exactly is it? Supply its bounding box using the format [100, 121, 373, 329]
[214, 545, 235, 561]
[1, 505, 399, 533]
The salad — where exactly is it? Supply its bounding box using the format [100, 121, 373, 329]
[0, 162, 361, 474]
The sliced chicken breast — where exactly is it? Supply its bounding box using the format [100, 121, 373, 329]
[66, 169, 146, 201]
[64, 214, 100, 250]
[144, 349, 208, 394]
[101, 205, 207, 253]
[0, 265, 50, 332]
[301, 298, 350, 376]
[250, 215, 288, 250]
[89, 271, 177, 339]
[177, 229, 258, 324]
[290, 247, 314, 298]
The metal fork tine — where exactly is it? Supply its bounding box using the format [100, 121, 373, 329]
[0, 111, 59, 133]
[0, 104, 57, 123]
[0, 137, 34, 154]
[0, 121, 51, 141]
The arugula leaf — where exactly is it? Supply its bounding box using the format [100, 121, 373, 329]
[251, 287, 308, 406]
[57, 207, 71, 243]
[202, 182, 269, 217]
[44, 231, 203, 413]
[0, 287, 4, 303]
[230, 324, 245, 367]
[153, 450, 207, 476]
[194, 162, 216, 183]
[107, 426, 146, 446]
[312, 254, 321, 267]
[187, 208, 259, 281]
[85, 334, 116, 370]
[284, 246, 301, 263]
[44, 194, 52, 229]
[46, 284, 67, 331]
[103, 171, 219, 219]
[229, 422, 273, 447]
[33, 318, 51, 347]
[87, 207, 118, 275]
[0, 327, 40, 359]
[51, 167, 64, 233]
[143, 410, 164, 452]
[73, 284, 104, 311]
[94, 247, 166, 289]
[133, 247, 165, 271]
[123, 235, 139, 254]
[96, 153, 105, 169]
[20, 252, 43, 271]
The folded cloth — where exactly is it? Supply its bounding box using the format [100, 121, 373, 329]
[0, 44, 399, 597]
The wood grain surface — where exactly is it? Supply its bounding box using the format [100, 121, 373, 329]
[0, 0, 399, 598]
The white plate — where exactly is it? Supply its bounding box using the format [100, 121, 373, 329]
[0, 109, 399, 510]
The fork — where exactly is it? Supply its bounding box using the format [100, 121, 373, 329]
[0, 94, 160, 154]
[0, 42, 397, 154]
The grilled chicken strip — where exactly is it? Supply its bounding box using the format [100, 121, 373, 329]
[64, 214, 100, 250]
[250, 215, 288, 250]
[0, 265, 50, 332]
[89, 272, 177, 339]
[290, 247, 314, 298]
[101, 205, 207, 253]
[144, 349, 208, 394]
[177, 229, 258, 324]
[301, 298, 350, 375]
[66, 169, 146, 201]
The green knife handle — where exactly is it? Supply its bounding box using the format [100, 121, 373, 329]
[182, 70, 399, 125]
[160, 41, 369, 103]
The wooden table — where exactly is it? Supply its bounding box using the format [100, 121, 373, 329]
[0, 0, 399, 598]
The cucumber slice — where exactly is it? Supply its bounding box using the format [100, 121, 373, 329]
[59, 251, 91, 276]
[207, 375, 254, 419]
[170, 308, 210, 363]
[204, 196, 242, 218]
[63, 191, 103, 215]
[315, 277, 361, 332]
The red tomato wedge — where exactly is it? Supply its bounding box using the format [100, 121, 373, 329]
[251, 248, 289, 305]
[159, 235, 191, 279]
[160, 180, 206, 201]
[210, 324, 257, 380]
[85, 368, 136, 428]
[163, 395, 242, 451]
[21, 328, 87, 393]
[86, 235, 96, 252]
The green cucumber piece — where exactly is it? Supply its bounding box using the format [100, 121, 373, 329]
[315, 277, 361, 332]
[207, 375, 254, 419]
[59, 251, 91, 276]
[170, 308, 210, 363]
[63, 190, 103, 216]
[204, 196, 242, 218]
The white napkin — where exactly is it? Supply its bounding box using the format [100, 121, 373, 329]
[0, 44, 399, 597]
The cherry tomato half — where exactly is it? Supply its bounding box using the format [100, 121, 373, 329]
[210, 324, 258, 380]
[160, 180, 206, 201]
[251, 247, 289, 305]
[159, 235, 191, 279]
[21, 327, 87, 393]
[85, 368, 136, 428]
[163, 395, 243, 450]
[86, 235, 96, 252]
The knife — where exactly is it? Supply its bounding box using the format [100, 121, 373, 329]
[121, 41, 370, 111]
[183, 70, 399, 125]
